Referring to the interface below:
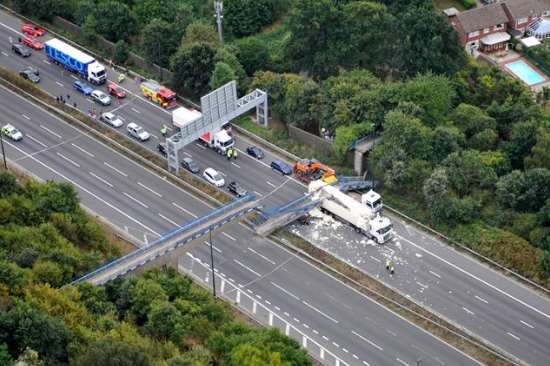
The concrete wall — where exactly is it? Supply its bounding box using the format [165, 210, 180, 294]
[287, 124, 333, 153]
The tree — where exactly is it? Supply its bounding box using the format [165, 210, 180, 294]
[171, 43, 216, 98]
[13, 0, 61, 20]
[74, 0, 96, 25]
[129, 279, 168, 321]
[236, 38, 271, 76]
[214, 46, 247, 87]
[210, 62, 237, 90]
[540, 251, 550, 274]
[525, 127, 550, 170]
[382, 110, 433, 161]
[442, 150, 497, 197]
[32, 260, 64, 287]
[142, 19, 179, 68]
[146, 301, 184, 342]
[468, 129, 498, 151]
[0, 171, 19, 197]
[431, 126, 464, 162]
[75, 340, 151, 366]
[451, 103, 496, 138]
[225, 0, 275, 37]
[538, 199, 550, 226]
[133, 0, 182, 24]
[183, 21, 221, 48]
[504, 120, 539, 170]
[333, 123, 374, 160]
[230, 343, 285, 366]
[81, 15, 98, 44]
[0, 343, 11, 366]
[423, 168, 449, 206]
[168, 346, 213, 366]
[113, 40, 129, 65]
[281, 77, 321, 131]
[94, 1, 137, 42]
[496, 168, 550, 212]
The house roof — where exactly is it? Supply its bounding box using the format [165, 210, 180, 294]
[456, 3, 509, 33]
[505, 0, 550, 20]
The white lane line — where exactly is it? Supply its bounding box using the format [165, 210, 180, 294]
[520, 320, 534, 329]
[71, 143, 95, 157]
[274, 306, 281, 311]
[271, 281, 300, 300]
[138, 182, 162, 197]
[195, 143, 207, 150]
[222, 231, 236, 241]
[104, 161, 128, 177]
[353, 354, 359, 360]
[70, 75, 78, 80]
[303, 323, 309, 329]
[416, 281, 428, 289]
[123, 192, 149, 209]
[26, 134, 47, 148]
[342, 348, 348, 353]
[248, 247, 276, 264]
[234, 259, 261, 277]
[293, 317, 299, 323]
[151, 134, 159, 140]
[265, 300, 271, 305]
[131, 107, 141, 114]
[302, 301, 339, 324]
[172, 202, 198, 218]
[56, 152, 80, 167]
[332, 342, 340, 348]
[266, 180, 276, 188]
[475, 295, 488, 304]
[4, 140, 160, 237]
[352, 330, 384, 351]
[284, 312, 290, 317]
[253, 190, 263, 197]
[42, 59, 51, 65]
[312, 329, 319, 334]
[231, 162, 240, 168]
[429, 270, 441, 279]
[55, 81, 64, 87]
[507, 332, 520, 341]
[22, 114, 30, 120]
[398, 234, 550, 322]
[203, 241, 222, 253]
[462, 307, 474, 315]
[1, 51, 8, 56]
[158, 213, 178, 226]
[40, 124, 62, 139]
[322, 336, 329, 341]
[396, 358, 410, 366]
[363, 361, 370, 366]
[89, 171, 113, 188]
[183, 151, 192, 157]
[369, 255, 381, 263]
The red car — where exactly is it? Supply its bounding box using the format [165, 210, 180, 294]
[21, 36, 43, 50]
[21, 23, 46, 37]
[107, 83, 126, 98]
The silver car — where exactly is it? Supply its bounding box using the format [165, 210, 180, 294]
[100, 112, 123, 128]
[127, 122, 150, 141]
[91, 90, 112, 106]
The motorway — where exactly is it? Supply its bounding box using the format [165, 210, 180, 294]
[0, 8, 549, 365]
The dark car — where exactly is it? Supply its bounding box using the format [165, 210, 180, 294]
[181, 157, 199, 174]
[19, 67, 40, 83]
[227, 181, 247, 197]
[246, 145, 264, 159]
[12, 43, 31, 57]
[73, 80, 94, 96]
[157, 142, 167, 156]
[271, 160, 292, 175]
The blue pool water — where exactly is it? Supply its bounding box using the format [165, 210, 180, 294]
[505, 60, 546, 86]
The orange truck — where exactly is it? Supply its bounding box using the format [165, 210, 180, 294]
[140, 80, 177, 109]
[293, 159, 337, 184]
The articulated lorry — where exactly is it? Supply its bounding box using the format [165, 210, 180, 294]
[44, 38, 106, 84]
[308, 180, 393, 244]
[172, 107, 235, 155]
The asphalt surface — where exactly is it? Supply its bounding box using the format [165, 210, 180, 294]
[0, 9, 549, 365]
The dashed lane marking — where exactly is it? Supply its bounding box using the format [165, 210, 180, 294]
[462, 307, 474, 315]
[248, 247, 276, 264]
[26, 134, 47, 148]
[131, 107, 141, 114]
[266, 180, 276, 188]
[396, 358, 410, 366]
[302, 301, 339, 324]
[234, 259, 261, 277]
[71, 143, 95, 157]
[40, 124, 62, 139]
[138, 182, 162, 197]
[271, 281, 300, 300]
[520, 320, 534, 329]
[158, 213, 178, 226]
[172, 202, 198, 218]
[89, 171, 113, 188]
[507, 332, 520, 341]
[429, 270, 441, 279]
[475, 295, 488, 304]
[231, 162, 240, 168]
[222, 231, 236, 241]
[352, 330, 384, 351]
[22, 114, 30, 120]
[56, 152, 80, 167]
[42, 59, 50, 65]
[369, 255, 381, 263]
[104, 161, 128, 177]
[55, 81, 64, 87]
[123, 192, 149, 209]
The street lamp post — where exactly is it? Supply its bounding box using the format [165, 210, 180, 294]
[0, 131, 7, 170]
[215, 1, 224, 43]
[209, 230, 217, 298]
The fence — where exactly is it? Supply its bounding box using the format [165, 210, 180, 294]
[288, 124, 333, 152]
[179, 253, 351, 366]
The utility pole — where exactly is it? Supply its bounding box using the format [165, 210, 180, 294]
[0, 131, 7, 170]
[209, 230, 217, 298]
[215, 1, 224, 43]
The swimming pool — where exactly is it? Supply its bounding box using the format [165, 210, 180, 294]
[505, 60, 546, 86]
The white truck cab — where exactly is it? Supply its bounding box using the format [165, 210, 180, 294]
[361, 190, 383, 214]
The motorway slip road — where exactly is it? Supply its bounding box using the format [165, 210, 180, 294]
[0, 8, 549, 364]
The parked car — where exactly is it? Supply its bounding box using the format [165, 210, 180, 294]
[11, 43, 31, 57]
[246, 145, 264, 159]
[91, 90, 112, 106]
[99, 112, 123, 128]
[21, 23, 46, 37]
[73, 80, 93, 95]
[203, 167, 225, 187]
[227, 181, 247, 197]
[19, 67, 40, 83]
[127, 122, 150, 141]
[181, 157, 200, 174]
[157, 142, 167, 156]
[1, 124, 23, 141]
[21, 36, 43, 50]
[107, 83, 126, 98]
[270, 159, 292, 175]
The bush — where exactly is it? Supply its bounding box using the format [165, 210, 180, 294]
[463, 0, 477, 9]
[113, 40, 129, 65]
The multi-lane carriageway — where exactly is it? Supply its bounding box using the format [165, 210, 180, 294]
[0, 7, 549, 365]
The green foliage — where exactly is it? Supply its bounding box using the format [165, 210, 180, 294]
[225, 0, 276, 38]
[496, 168, 550, 212]
[525, 127, 550, 170]
[462, 0, 476, 9]
[540, 251, 550, 273]
[451, 103, 496, 138]
[142, 19, 180, 68]
[504, 120, 539, 170]
[0, 171, 19, 197]
[74, 340, 151, 366]
[113, 40, 129, 65]
[182, 21, 221, 48]
[80, 15, 98, 44]
[230, 343, 285, 366]
[214, 46, 247, 87]
[171, 43, 216, 98]
[442, 150, 497, 197]
[93, 1, 137, 42]
[210, 62, 237, 90]
[333, 123, 374, 160]
[236, 37, 271, 75]
[0, 343, 12, 366]
[13, 0, 61, 20]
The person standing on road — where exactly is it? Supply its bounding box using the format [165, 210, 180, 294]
[227, 148, 232, 161]
[232, 148, 238, 160]
[160, 124, 168, 137]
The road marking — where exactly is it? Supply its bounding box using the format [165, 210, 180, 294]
[138, 182, 162, 197]
[293, 317, 299, 322]
[312, 329, 319, 334]
[363, 361, 370, 366]
[475, 295, 488, 304]
[104, 161, 128, 177]
[123, 192, 149, 209]
[234, 259, 261, 277]
[265, 300, 271, 305]
[352, 330, 384, 351]
[22, 114, 30, 120]
[183, 152, 192, 157]
[303, 323, 309, 329]
[271, 281, 300, 300]
[1, 51, 8, 56]
[429, 270, 441, 279]
[274, 306, 280, 311]
[56, 152, 80, 167]
[231, 162, 240, 168]
[353, 354, 359, 360]
[416, 281, 428, 289]
[302, 301, 339, 324]
[40, 124, 62, 139]
[266, 180, 276, 188]
[253, 190, 263, 197]
[89, 171, 113, 188]
[342, 348, 348, 353]
[203, 240, 222, 253]
[55, 81, 64, 87]
[71, 143, 95, 157]
[42, 59, 51, 65]
[462, 307, 474, 315]
[248, 247, 276, 264]
[520, 320, 534, 329]
[195, 143, 207, 150]
[369, 255, 381, 263]
[332, 342, 340, 348]
[396, 358, 410, 366]
[70, 75, 78, 80]
[158, 213, 178, 226]
[398, 234, 550, 322]
[171, 202, 198, 218]
[507, 332, 520, 341]
[26, 134, 47, 148]
[151, 134, 159, 140]
[131, 107, 141, 114]
[387, 330, 397, 337]
[222, 231, 236, 241]
[284, 311, 290, 316]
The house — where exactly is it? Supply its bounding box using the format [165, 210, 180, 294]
[452, 3, 511, 52]
[503, 0, 550, 33]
